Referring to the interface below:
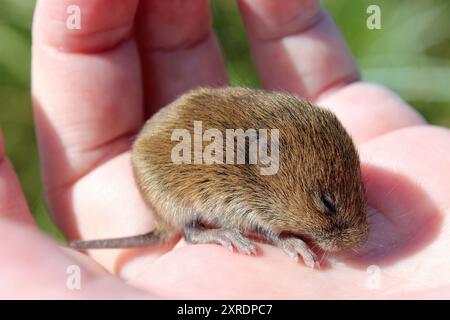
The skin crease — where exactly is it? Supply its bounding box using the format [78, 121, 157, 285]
[0, 0, 448, 298]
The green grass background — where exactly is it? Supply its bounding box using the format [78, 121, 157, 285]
[1, 0, 449, 240]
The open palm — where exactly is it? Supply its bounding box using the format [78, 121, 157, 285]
[1, 0, 449, 299]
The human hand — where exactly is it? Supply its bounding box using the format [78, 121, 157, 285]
[23, 0, 450, 298]
[0, 131, 152, 298]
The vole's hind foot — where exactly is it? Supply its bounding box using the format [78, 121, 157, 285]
[183, 225, 257, 255]
[273, 237, 319, 268]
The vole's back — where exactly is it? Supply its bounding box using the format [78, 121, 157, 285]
[132, 87, 359, 235]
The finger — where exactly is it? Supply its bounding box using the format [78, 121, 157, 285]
[32, 0, 145, 243]
[317, 82, 426, 144]
[0, 218, 149, 299]
[238, 0, 425, 143]
[0, 131, 34, 225]
[32, 0, 143, 194]
[238, 0, 359, 101]
[135, 0, 228, 113]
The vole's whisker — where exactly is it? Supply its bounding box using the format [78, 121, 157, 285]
[392, 208, 415, 220]
[381, 180, 403, 201]
[351, 247, 361, 254]
[364, 241, 385, 249]
[320, 251, 328, 266]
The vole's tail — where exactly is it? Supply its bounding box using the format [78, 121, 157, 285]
[68, 227, 172, 249]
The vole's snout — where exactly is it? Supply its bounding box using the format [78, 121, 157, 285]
[317, 224, 369, 252]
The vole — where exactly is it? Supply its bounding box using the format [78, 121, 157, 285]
[69, 87, 369, 268]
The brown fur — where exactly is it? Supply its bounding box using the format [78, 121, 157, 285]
[130, 87, 368, 251]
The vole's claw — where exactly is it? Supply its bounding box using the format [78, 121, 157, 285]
[274, 237, 319, 268]
[183, 225, 257, 256]
[215, 237, 234, 252]
[225, 229, 257, 255]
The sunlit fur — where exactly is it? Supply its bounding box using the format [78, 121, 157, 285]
[132, 87, 369, 251]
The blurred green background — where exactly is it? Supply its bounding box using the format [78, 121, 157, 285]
[1, 0, 449, 240]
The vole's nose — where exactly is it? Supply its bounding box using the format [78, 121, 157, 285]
[319, 225, 369, 252]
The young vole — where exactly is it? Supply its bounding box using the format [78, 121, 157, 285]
[69, 87, 368, 268]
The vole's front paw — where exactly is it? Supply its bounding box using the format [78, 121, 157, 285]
[275, 237, 319, 268]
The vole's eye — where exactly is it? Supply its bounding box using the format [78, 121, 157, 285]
[320, 194, 336, 213]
